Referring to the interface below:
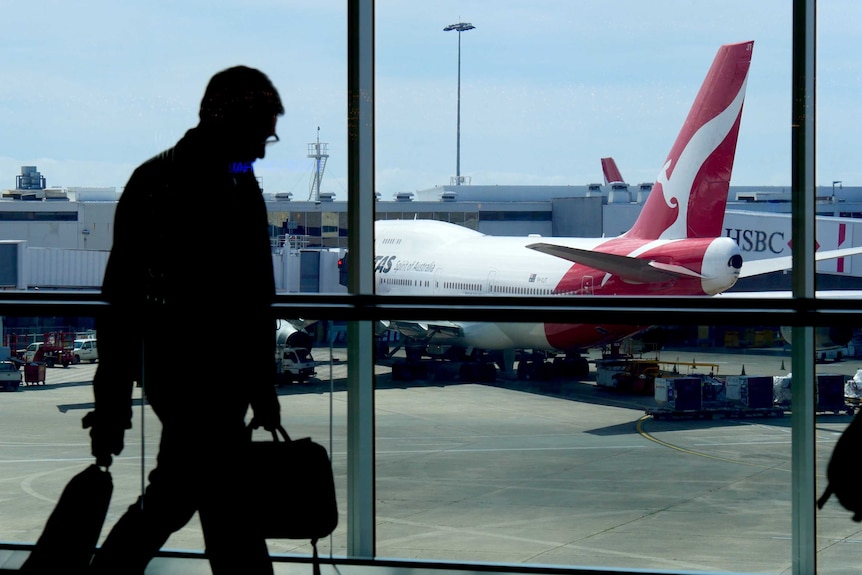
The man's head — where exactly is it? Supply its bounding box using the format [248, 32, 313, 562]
[199, 65, 284, 161]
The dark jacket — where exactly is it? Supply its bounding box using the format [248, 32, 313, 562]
[90, 125, 279, 434]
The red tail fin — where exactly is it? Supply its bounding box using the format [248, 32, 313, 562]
[625, 41, 753, 241]
[601, 157, 624, 185]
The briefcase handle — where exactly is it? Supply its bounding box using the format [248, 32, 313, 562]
[247, 423, 292, 443]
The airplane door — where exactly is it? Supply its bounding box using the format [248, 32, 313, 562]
[487, 271, 496, 294]
[582, 275, 594, 295]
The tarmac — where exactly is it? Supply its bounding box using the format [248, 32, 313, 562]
[1, 348, 861, 574]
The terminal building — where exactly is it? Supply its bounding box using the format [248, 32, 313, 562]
[2, 164, 862, 294]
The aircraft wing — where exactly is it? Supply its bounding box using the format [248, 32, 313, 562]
[389, 320, 464, 341]
[526, 243, 704, 283]
[739, 246, 862, 279]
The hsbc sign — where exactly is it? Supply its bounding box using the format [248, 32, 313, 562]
[723, 211, 857, 274]
[724, 228, 785, 254]
[723, 212, 794, 259]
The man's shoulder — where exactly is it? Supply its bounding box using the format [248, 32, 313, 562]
[134, 148, 176, 177]
[124, 148, 177, 195]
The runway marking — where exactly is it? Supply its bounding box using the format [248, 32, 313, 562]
[0, 441, 91, 447]
[3, 457, 100, 464]
[376, 515, 726, 572]
[374, 444, 646, 455]
[20, 465, 82, 503]
[635, 415, 789, 470]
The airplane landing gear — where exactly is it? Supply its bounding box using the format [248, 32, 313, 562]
[516, 351, 590, 381]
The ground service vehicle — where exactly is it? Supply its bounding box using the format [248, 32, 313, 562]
[72, 338, 98, 363]
[648, 374, 785, 420]
[595, 358, 662, 394]
[22, 343, 42, 363]
[0, 361, 22, 391]
[277, 346, 316, 385]
[29, 334, 75, 368]
[274, 321, 317, 384]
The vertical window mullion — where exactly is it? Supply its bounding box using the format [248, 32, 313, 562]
[347, 0, 377, 559]
[790, 0, 817, 573]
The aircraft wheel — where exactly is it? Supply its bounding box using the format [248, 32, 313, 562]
[459, 362, 476, 381]
[481, 363, 496, 382]
[533, 362, 554, 381]
[392, 363, 411, 381]
[574, 357, 590, 378]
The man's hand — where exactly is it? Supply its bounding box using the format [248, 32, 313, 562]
[250, 399, 281, 432]
[82, 411, 128, 467]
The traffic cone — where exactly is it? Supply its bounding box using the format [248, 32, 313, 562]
[741, 364, 746, 375]
[780, 359, 786, 371]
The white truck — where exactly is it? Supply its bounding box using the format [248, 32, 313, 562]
[22, 342, 42, 363]
[275, 320, 317, 385]
[72, 338, 98, 363]
[277, 346, 317, 384]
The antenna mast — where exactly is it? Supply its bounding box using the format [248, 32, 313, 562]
[307, 127, 329, 201]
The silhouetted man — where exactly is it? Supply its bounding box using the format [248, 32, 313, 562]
[86, 65, 284, 575]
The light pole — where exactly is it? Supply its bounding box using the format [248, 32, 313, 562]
[444, 22, 475, 186]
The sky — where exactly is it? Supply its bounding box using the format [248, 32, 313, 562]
[1, 1, 861, 200]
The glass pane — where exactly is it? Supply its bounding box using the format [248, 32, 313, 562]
[375, 319, 862, 572]
[816, 1, 862, 573]
[813, 0, 862, 297]
[372, 2, 825, 302]
[0, 0, 348, 561]
[373, 2, 803, 571]
[0, 314, 347, 558]
[1, 318, 102, 544]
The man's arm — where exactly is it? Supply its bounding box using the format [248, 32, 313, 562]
[84, 165, 153, 465]
[85, 311, 136, 466]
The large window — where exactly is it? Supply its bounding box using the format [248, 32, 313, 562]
[1, 2, 861, 575]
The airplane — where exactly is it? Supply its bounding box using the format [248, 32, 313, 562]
[374, 40, 758, 379]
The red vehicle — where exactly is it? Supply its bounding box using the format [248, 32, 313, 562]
[23, 333, 76, 368]
[34, 345, 73, 368]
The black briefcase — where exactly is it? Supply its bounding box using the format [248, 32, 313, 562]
[248, 425, 338, 542]
[248, 425, 338, 575]
[21, 464, 113, 575]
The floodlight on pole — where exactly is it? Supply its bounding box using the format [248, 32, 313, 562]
[444, 22, 475, 186]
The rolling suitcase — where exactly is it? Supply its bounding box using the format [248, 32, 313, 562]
[21, 464, 113, 575]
